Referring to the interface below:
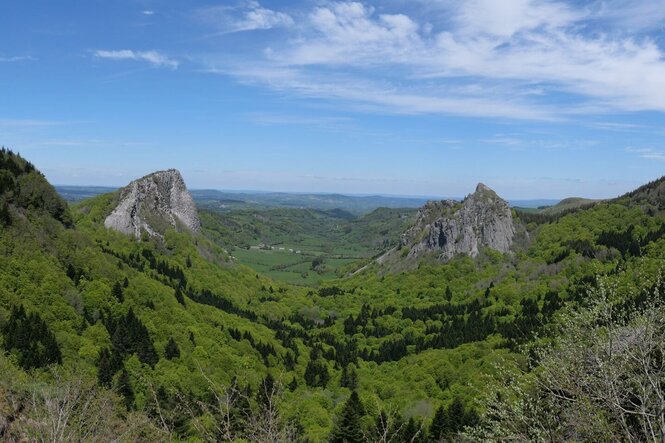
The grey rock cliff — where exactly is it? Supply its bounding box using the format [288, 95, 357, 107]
[399, 183, 514, 262]
[104, 169, 200, 239]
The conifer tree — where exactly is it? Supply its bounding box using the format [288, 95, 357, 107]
[116, 368, 135, 410]
[340, 365, 349, 388]
[112, 281, 124, 303]
[446, 397, 465, 434]
[97, 348, 115, 387]
[347, 365, 358, 390]
[429, 405, 448, 441]
[403, 416, 425, 442]
[2, 305, 62, 369]
[0, 199, 10, 226]
[175, 286, 186, 306]
[164, 336, 180, 360]
[256, 373, 275, 409]
[330, 391, 366, 443]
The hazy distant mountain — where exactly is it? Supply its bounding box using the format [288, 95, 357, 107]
[57, 185, 560, 214]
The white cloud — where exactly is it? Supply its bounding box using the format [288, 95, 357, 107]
[202, 0, 665, 119]
[596, 0, 665, 30]
[626, 147, 665, 161]
[453, 0, 583, 38]
[0, 119, 64, 127]
[93, 49, 178, 69]
[141, 10, 155, 16]
[216, 64, 557, 120]
[196, 1, 293, 33]
[0, 55, 36, 62]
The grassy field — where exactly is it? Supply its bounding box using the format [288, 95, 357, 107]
[202, 206, 417, 286]
[232, 247, 361, 285]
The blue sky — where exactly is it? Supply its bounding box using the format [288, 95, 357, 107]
[1, 0, 665, 199]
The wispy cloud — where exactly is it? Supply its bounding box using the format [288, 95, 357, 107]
[195, 1, 293, 33]
[200, 0, 665, 119]
[626, 146, 665, 161]
[212, 64, 559, 120]
[93, 49, 178, 69]
[141, 10, 155, 16]
[0, 55, 36, 62]
[0, 119, 70, 127]
[244, 112, 351, 126]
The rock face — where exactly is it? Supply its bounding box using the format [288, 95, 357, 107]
[399, 183, 514, 262]
[104, 169, 200, 239]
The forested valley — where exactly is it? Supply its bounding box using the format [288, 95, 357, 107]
[2, 147, 665, 442]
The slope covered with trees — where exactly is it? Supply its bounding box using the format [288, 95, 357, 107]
[2, 149, 665, 441]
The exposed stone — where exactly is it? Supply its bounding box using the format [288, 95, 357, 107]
[399, 183, 514, 262]
[104, 169, 200, 239]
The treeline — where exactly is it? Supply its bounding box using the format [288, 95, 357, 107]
[228, 327, 278, 365]
[2, 305, 62, 369]
[330, 390, 477, 443]
[515, 203, 598, 225]
[0, 147, 71, 225]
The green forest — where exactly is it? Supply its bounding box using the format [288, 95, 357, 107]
[2, 147, 665, 442]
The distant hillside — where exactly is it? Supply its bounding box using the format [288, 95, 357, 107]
[615, 175, 665, 210]
[193, 190, 430, 215]
[1, 148, 71, 226]
[55, 185, 118, 202]
[57, 186, 431, 214]
[540, 197, 600, 215]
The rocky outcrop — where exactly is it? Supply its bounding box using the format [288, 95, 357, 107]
[399, 183, 514, 262]
[104, 169, 200, 239]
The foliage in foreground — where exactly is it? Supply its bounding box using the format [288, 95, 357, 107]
[470, 275, 665, 442]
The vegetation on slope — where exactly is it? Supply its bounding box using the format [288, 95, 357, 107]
[3, 150, 665, 441]
[200, 206, 416, 285]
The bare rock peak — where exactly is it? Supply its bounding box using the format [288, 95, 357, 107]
[104, 168, 200, 239]
[475, 182, 492, 193]
[394, 184, 515, 264]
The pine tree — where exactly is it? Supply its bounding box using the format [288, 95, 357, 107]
[112, 282, 124, 303]
[110, 308, 158, 367]
[137, 334, 159, 367]
[66, 263, 78, 282]
[340, 364, 358, 389]
[257, 373, 275, 408]
[175, 287, 186, 306]
[123, 277, 129, 288]
[116, 368, 135, 410]
[97, 348, 114, 387]
[403, 416, 425, 442]
[429, 405, 448, 441]
[2, 305, 62, 370]
[445, 285, 453, 302]
[330, 391, 366, 443]
[164, 337, 180, 360]
[0, 198, 10, 226]
[446, 397, 465, 434]
[305, 358, 330, 388]
[340, 365, 349, 388]
[347, 365, 358, 390]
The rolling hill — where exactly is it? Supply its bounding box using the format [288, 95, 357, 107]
[3, 149, 665, 441]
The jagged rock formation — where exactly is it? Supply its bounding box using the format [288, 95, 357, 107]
[104, 169, 200, 239]
[396, 183, 515, 262]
